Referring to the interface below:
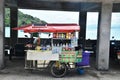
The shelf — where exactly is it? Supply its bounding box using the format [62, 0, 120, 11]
[53, 38, 71, 40]
[76, 55, 82, 58]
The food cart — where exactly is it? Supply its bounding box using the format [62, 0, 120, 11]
[12, 24, 90, 77]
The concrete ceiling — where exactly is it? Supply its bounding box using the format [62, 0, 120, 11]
[5, 0, 120, 12]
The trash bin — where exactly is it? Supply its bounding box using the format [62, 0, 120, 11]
[77, 51, 90, 66]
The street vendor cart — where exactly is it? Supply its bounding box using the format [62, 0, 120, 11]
[12, 24, 90, 77]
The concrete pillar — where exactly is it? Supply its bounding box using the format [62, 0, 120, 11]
[96, 2, 113, 70]
[79, 12, 87, 50]
[0, 0, 5, 69]
[10, 7, 18, 47]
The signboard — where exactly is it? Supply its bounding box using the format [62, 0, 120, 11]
[71, 36, 78, 48]
[52, 46, 62, 54]
[26, 50, 59, 60]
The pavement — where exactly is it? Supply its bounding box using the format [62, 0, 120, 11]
[0, 56, 120, 80]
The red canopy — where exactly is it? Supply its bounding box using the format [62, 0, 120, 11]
[12, 23, 80, 33]
[24, 26, 56, 33]
[12, 24, 33, 30]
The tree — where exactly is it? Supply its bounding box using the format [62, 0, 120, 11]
[5, 8, 47, 27]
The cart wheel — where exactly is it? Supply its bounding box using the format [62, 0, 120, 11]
[50, 62, 67, 78]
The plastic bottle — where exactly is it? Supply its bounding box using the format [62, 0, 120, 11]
[57, 43, 59, 47]
[56, 33, 58, 38]
[66, 33, 69, 39]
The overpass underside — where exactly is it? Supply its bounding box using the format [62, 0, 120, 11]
[0, 0, 120, 70]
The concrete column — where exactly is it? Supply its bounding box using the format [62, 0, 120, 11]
[10, 7, 18, 47]
[96, 2, 113, 70]
[0, 0, 5, 69]
[79, 12, 87, 50]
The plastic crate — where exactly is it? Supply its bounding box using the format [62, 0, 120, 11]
[59, 51, 82, 63]
[59, 53, 76, 63]
[60, 57, 76, 63]
[76, 58, 82, 62]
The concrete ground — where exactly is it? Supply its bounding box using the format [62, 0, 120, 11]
[0, 56, 120, 80]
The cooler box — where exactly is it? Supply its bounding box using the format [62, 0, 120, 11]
[77, 51, 90, 66]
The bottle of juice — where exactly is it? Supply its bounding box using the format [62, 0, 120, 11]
[56, 33, 58, 38]
[66, 33, 69, 39]
[62, 33, 64, 38]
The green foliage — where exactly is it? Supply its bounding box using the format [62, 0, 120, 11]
[5, 8, 47, 27]
[5, 8, 10, 27]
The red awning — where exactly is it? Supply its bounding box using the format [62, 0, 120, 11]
[12, 24, 33, 30]
[12, 23, 80, 33]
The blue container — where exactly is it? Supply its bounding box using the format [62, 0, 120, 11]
[77, 51, 90, 66]
[77, 68, 85, 74]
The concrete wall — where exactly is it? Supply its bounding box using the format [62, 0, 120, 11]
[0, 0, 5, 69]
